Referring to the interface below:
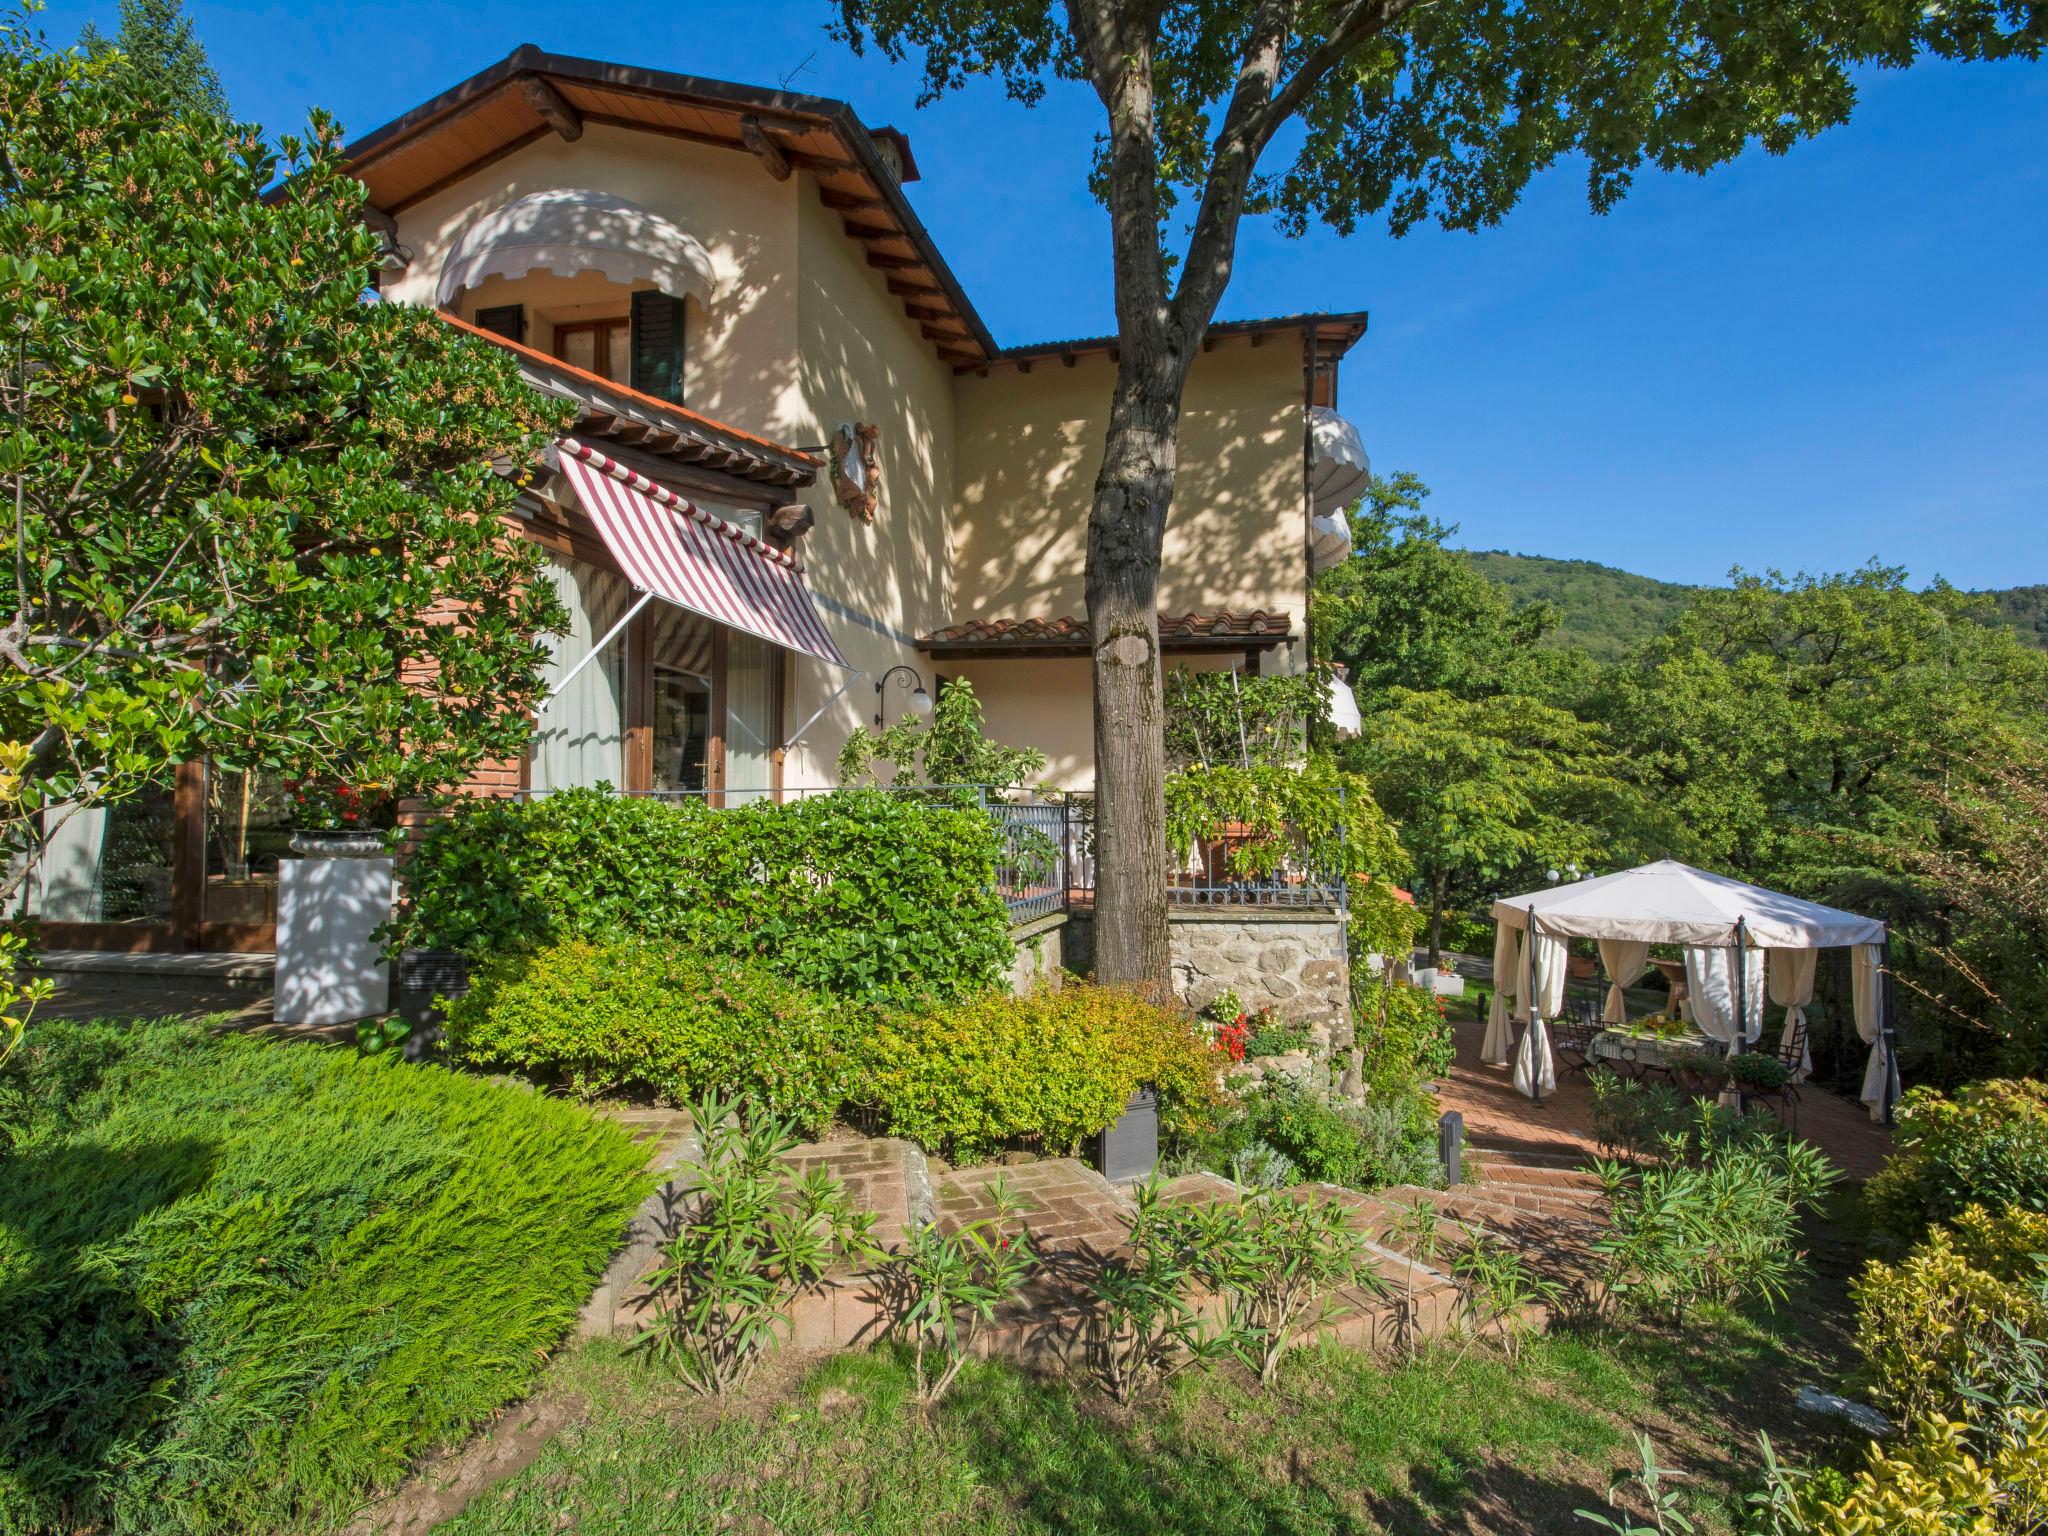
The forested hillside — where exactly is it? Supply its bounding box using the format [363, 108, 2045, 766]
[1464, 549, 2047, 657]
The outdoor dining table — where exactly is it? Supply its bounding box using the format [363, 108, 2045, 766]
[1587, 1027, 1723, 1074]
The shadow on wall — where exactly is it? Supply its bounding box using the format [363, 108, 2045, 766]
[950, 344, 1303, 627]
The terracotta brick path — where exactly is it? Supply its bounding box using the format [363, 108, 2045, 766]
[1435, 1018, 1894, 1181]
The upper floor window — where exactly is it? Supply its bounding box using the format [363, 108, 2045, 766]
[440, 190, 709, 405]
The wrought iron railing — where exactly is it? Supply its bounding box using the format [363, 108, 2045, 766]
[1063, 791, 1347, 911]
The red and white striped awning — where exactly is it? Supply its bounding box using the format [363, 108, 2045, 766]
[554, 439, 850, 669]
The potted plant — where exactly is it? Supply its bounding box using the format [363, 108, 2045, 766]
[285, 778, 394, 857]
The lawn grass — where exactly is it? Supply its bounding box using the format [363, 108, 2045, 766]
[0, 1017, 651, 1535]
[440, 1274, 1858, 1536]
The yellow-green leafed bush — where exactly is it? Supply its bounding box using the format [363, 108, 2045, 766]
[1778, 1412, 2048, 1535]
[445, 937, 848, 1135]
[851, 984, 1222, 1161]
[1852, 1205, 2048, 1424]
[1866, 1079, 2048, 1249]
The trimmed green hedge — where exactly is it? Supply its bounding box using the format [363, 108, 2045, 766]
[850, 984, 1222, 1162]
[0, 1019, 649, 1535]
[446, 938, 850, 1135]
[393, 787, 1015, 1004]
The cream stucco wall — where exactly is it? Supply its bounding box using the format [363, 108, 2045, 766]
[780, 176, 959, 787]
[383, 124, 801, 433]
[377, 121, 1316, 794]
[951, 343, 1308, 628]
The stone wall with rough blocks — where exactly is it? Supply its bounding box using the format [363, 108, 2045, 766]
[1170, 911, 1351, 1050]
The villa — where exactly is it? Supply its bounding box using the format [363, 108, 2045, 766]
[20, 44, 1371, 956]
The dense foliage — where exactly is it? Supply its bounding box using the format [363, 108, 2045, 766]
[0, 1018, 647, 1534]
[1175, 1075, 1439, 1193]
[836, 676, 1046, 791]
[0, 20, 571, 904]
[445, 938, 852, 1135]
[1320, 473, 2048, 1086]
[1864, 1079, 2048, 1250]
[851, 984, 1221, 1162]
[1163, 757, 1404, 883]
[1460, 551, 1695, 661]
[1162, 668, 1331, 771]
[392, 788, 1015, 1006]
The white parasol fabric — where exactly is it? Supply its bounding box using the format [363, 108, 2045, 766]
[1492, 860, 1885, 950]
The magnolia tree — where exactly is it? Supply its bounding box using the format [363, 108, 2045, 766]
[834, 0, 2042, 987]
[0, 22, 572, 911]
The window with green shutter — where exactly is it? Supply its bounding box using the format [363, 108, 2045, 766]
[630, 291, 685, 404]
[473, 303, 526, 344]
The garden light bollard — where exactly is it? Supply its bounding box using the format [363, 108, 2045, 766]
[1437, 1109, 1465, 1187]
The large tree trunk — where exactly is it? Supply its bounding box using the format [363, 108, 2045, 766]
[1086, 372, 1183, 987]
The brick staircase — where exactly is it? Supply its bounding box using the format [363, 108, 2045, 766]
[594, 1134, 1614, 1366]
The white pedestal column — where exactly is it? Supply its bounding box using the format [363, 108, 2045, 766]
[275, 856, 394, 1025]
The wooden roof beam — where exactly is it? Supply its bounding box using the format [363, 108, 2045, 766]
[867, 253, 922, 271]
[820, 188, 884, 213]
[886, 277, 943, 299]
[520, 75, 583, 141]
[843, 218, 903, 243]
[740, 114, 791, 182]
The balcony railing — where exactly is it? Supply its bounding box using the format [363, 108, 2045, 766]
[1062, 793, 1349, 912]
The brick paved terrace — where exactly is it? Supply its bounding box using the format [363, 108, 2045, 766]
[1435, 1017, 1894, 1181]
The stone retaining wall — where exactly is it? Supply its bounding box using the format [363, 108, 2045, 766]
[1169, 912, 1350, 1035]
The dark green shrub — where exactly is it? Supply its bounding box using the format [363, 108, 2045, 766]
[392, 786, 1015, 1005]
[1204, 1077, 1439, 1192]
[0, 1018, 647, 1535]
[445, 938, 849, 1135]
[850, 983, 1221, 1162]
[1355, 979, 1454, 1097]
[1866, 1079, 2048, 1248]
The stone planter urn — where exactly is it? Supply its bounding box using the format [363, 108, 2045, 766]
[287, 827, 390, 858]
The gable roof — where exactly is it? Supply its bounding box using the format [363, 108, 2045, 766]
[343, 48, 1372, 381]
[340, 45, 998, 366]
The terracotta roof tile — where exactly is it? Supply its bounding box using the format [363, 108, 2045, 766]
[920, 611, 1293, 653]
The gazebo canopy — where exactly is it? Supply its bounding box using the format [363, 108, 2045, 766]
[1492, 860, 1885, 951]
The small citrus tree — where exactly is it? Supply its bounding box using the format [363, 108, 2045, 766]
[0, 18, 572, 910]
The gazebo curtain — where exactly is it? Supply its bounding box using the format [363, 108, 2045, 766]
[1484, 925, 1520, 1065]
[1511, 922, 1567, 1098]
[1768, 948, 1818, 1081]
[1597, 938, 1652, 1023]
[1852, 944, 1897, 1124]
[1684, 945, 1765, 1045]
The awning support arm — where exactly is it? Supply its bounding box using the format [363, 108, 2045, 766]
[537, 591, 653, 717]
[781, 669, 865, 752]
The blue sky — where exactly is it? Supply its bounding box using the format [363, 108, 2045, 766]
[49, 1, 2048, 589]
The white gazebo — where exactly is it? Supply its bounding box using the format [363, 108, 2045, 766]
[1480, 860, 1899, 1122]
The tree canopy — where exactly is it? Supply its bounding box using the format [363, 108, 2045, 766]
[832, 0, 2039, 987]
[0, 20, 572, 903]
[80, 0, 227, 118]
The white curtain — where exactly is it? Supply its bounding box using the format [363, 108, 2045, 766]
[1483, 922, 1519, 1065]
[531, 554, 630, 793]
[1525, 924, 1568, 1021]
[723, 631, 777, 805]
[1597, 938, 1652, 1025]
[1511, 918, 1567, 1099]
[1684, 944, 1766, 1045]
[1515, 1017, 1556, 1099]
[1852, 943, 1897, 1123]
[1768, 948, 1819, 1082]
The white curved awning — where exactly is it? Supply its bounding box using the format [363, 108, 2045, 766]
[1325, 671, 1362, 737]
[1310, 508, 1352, 573]
[437, 189, 719, 309]
[1309, 405, 1370, 516]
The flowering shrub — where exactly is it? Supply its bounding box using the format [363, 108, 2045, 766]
[286, 777, 393, 830]
[850, 983, 1220, 1161]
